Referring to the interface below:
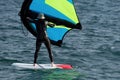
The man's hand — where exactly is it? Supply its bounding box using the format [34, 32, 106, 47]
[48, 22, 55, 28]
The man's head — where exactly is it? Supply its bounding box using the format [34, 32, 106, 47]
[37, 13, 45, 19]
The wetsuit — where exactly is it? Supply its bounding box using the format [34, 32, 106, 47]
[33, 19, 54, 64]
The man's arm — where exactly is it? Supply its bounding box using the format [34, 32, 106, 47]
[26, 17, 35, 23]
[46, 22, 55, 28]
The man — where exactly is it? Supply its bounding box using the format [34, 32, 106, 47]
[19, 0, 55, 67]
[27, 14, 55, 67]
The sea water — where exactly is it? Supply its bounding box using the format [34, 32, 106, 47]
[0, 0, 120, 80]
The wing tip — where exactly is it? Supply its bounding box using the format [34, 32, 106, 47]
[75, 23, 82, 30]
[50, 40, 62, 47]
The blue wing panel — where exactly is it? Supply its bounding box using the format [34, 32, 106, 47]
[68, 0, 73, 3]
[47, 27, 69, 41]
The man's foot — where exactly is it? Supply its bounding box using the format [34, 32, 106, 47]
[33, 63, 37, 66]
[51, 62, 56, 67]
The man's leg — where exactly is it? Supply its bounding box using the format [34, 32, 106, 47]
[34, 39, 42, 65]
[44, 37, 55, 66]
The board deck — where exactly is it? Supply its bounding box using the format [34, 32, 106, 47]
[12, 63, 72, 70]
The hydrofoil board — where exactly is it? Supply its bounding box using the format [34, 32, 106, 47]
[12, 63, 72, 70]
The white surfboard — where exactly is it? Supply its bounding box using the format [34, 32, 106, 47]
[12, 63, 72, 70]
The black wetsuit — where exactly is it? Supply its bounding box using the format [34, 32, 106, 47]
[36, 19, 47, 40]
[33, 19, 54, 64]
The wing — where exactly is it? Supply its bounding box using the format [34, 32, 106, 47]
[20, 0, 82, 46]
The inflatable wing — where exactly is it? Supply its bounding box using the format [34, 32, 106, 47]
[20, 0, 82, 46]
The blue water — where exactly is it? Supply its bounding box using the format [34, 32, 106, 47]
[0, 0, 120, 80]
